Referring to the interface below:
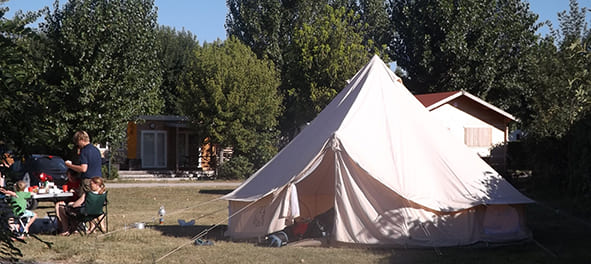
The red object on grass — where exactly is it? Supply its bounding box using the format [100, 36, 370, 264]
[292, 222, 309, 237]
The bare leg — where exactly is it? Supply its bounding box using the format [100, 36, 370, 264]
[23, 212, 37, 234]
[88, 220, 95, 234]
[99, 214, 106, 232]
[56, 203, 70, 235]
[55, 202, 64, 232]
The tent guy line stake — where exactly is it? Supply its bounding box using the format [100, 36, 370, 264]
[155, 198, 259, 263]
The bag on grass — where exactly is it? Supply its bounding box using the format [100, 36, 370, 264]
[265, 231, 288, 247]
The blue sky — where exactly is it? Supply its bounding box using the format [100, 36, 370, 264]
[2, 0, 590, 42]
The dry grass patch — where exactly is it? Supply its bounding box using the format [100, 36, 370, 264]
[7, 185, 591, 263]
[13, 186, 390, 263]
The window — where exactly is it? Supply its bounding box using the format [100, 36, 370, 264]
[464, 127, 492, 147]
[141, 130, 167, 168]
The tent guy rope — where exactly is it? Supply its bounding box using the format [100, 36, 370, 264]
[155, 197, 259, 263]
[97, 196, 222, 238]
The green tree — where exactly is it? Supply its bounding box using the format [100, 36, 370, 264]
[227, 1, 389, 138]
[356, 0, 393, 50]
[0, 1, 46, 259]
[282, 5, 383, 134]
[156, 26, 198, 115]
[39, 0, 163, 156]
[226, 0, 284, 65]
[521, 0, 591, 211]
[388, 0, 539, 110]
[519, 0, 590, 139]
[0, 2, 52, 156]
[178, 37, 282, 169]
[226, 0, 391, 66]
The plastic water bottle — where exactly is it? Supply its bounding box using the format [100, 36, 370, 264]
[158, 206, 166, 224]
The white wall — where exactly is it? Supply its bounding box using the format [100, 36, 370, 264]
[429, 104, 506, 157]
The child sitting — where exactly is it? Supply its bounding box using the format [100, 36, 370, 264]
[0, 180, 38, 238]
[63, 176, 106, 235]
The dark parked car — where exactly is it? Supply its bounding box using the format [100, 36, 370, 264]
[22, 154, 68, 187]
[3, 154, 68, 210]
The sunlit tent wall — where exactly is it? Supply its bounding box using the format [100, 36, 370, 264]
[222, 56, 533, 247]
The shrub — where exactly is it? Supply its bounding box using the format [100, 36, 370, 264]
[217, 155, 254, 180]
[102, 164, 119, 180]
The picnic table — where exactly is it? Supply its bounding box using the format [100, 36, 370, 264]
[32, 191, 73, 203]
[29, 191, 73, 210]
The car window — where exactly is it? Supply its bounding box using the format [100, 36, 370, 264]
[31, 156, 67, 172]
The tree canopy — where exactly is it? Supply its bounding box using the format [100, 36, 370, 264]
[226, 0, 389, 138]
[282, 5, 384, 133]
[157, 26, 198, 115]
[178, 36, 283, 168]
[39, 0, 163, 155]
[388, 0, 539, 110]
[0, 4, 49, 155]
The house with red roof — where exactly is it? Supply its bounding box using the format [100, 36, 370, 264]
[415, 90, 516, 170]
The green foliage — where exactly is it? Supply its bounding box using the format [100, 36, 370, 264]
[101, 164, 119, 180]
[227, 0, 392, 138]
[519, 1, 591, 212]
[555, 0, 590, 47]
[217, 155, 254, 180]
[178, 36, 283, 168]
[0, 1, 43, 258]
[520, 37, 590, 139]
[156, 26, 198, 115]
[388, 0, 538, 110]
[566, 115, 591, 214]
[226, 0, 284, 65]
[0, 3, 51, 156]
[39, 0, 163, 155]
[283, 5, 383, 132]
[348, 0, 393, 50]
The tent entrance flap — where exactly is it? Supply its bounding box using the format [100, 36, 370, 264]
[294, 147, 336, 220]
[226, 148, 337, 239]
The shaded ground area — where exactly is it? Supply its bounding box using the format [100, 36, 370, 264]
[379, 202, 591, 264]
[145, 201, 591, 263]
[151, 224, 228, 241]
[525, 201, 591, 262]
[198, 189, 234, 195]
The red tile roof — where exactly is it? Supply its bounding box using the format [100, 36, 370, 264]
[414, 91, 460, 107]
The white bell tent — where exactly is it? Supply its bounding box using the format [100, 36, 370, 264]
[222, 55, 533, 247]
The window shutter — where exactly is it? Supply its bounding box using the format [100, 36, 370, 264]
[464, 127, 492, 147]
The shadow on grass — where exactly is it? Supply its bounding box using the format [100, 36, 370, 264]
[198, 189, 233, 195]
[377, 202, 591, 264]
[151, 224, 228, 241]
[379, 242, 545, 264]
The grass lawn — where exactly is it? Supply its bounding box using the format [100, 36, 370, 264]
[9, 185, 591, 263]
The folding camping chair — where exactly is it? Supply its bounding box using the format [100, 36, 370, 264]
[4, 205, 33, 238]
[0, 195, 34, 239]
[69, 191, 108, 235]
[12, 214, 33, 238]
